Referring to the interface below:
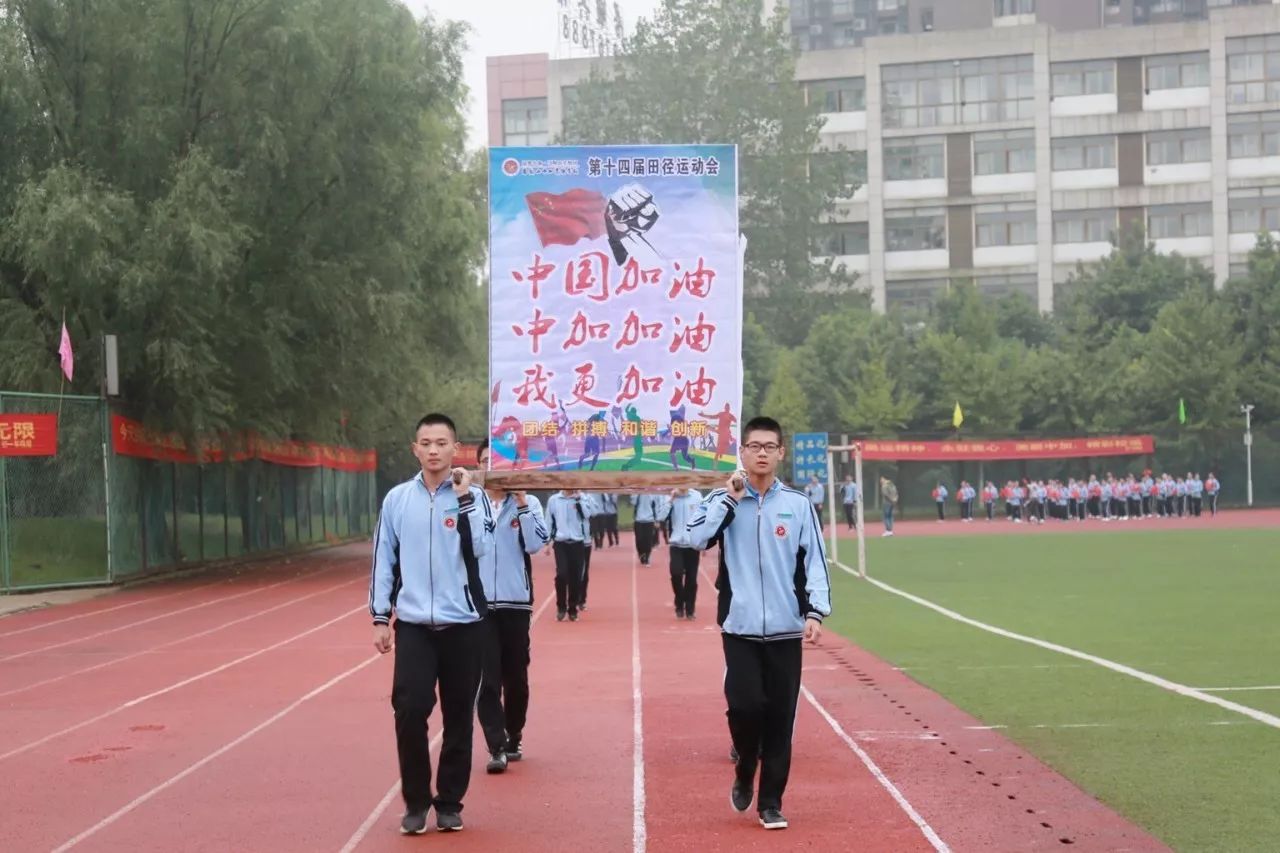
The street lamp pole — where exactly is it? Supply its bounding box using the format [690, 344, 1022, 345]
[1241, 404, 1255, 507]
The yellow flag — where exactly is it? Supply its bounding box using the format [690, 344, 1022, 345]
[952, 401, 964, 429]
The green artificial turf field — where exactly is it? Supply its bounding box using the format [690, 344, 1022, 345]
[825, 528, 1280, 853]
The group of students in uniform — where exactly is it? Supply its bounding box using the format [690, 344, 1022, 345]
[369, 413, 830, 837]
[929, 471, 1224, 523]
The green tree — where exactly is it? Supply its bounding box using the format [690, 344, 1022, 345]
[1056, 226, 1213, 345]
[761, 348, 811, 434]
[1134, 290, 1243, 431]
[560, 0, 864, 345]
[795, 306, 916, 433]
[1222, 234, 1280, 423]
[0, 1, 484, 480]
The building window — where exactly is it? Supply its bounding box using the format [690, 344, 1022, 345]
[1146, 128, 1211, 165]
[973, 129, 1035, 175]
[975, 203, 1037, 247]
[994, 0, 1035, 15]
[976, 273, 1037, 299]
[502, 97, 548, 146]
[1145, 52, 1210, 91]
[1051, 135, 1116, 170]
[886, 278, 950, 310]
[813, 221, 870, 255]
[1228, 111, 1280, 158]
[885, 208, 947, 251]
[1229, 186, 1280, 233]
[884, 136, 946, 180]
[1051, 60, 1116, 98]
[1053, 208, 1117, 243]
[1226, 34, 1280, 106]
[882, 55, 1034, 129]
[1149, 203, 1212, 238]
[806, 78, 866, 113]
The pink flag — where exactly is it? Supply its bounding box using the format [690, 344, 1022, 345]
[58, 322, 74, 382]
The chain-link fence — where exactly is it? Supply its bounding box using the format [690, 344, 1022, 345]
[1, 392, 376, 592]
[814, 429, 1278, 520]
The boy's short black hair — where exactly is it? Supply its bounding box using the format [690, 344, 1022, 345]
[742, 416, 783, 445]
[415, 413, 457, 439]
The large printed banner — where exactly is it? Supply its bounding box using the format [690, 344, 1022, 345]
[0, 414, 58, 457]
[488, 145, 742, 473]
[861, 435, 1155, 462]
[111, 415, 376, 472]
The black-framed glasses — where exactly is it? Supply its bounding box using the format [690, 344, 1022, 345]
[743, 442, 781, 453]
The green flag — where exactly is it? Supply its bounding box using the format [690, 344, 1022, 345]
[1178, 397, 1187, 425]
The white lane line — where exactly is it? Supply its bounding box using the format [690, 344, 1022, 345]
[336, 590, 556, 853]
[802, 684, 950, 852]
[1195, 685, 1280, 692]
[838, 560, 1280, 731]
[0, 578, 228, 638]
[52, 653, 382, 851]
[0, 571, 322, 664]
[0, 605, 364, 763]
[0, 577, 363, 699]
[632, 552, 647, 853]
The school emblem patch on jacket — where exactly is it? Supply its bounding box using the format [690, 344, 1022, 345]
[444, 517, 456, 529]
[775, 524, 787, 538]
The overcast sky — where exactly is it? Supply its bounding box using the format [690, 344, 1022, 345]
[402, 0, 661, 148]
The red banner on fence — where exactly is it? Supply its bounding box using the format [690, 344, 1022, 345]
[860, 435, 1155, 461]
[110, 415, 376, 472]
[0, 414, 59, 457]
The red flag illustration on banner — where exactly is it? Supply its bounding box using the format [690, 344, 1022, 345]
[525, 189, 607, 248]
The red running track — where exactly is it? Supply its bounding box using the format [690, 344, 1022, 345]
[0, 540, 1170, 852]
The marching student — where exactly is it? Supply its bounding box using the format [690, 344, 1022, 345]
[1189, 472, 1204, 517]
[369, 413, 495, 835]
[805, 475, 826, 531]
[1205, 472, 1221, 516]
[663, 486, 704, 619]
[688, 416, 830, 832]
[579, 491, 601, 611]
[602, 492, 620, 546]
[632, 492, 663, 566]
[982, 481, 998, 522]
[474, 441, 550, 775]
[840, 475, 859, 530]
[547, 489, 590, 622]
[932, 481, 948, 522]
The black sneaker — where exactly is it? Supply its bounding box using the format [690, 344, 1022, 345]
[400, 810, 428, 835]
[759, 808, 788, 830]
[569, 611, 579, 622]
[685, 611, 695, 620]
[556, 609, 566, 622]
[730, 779, 753, 813]
[486, 749, 508, 774]
[504, 737, 523, 762]
[579, 603, 587, 612]
[675, 607, 685, 619]
[436, 811, 464, 832]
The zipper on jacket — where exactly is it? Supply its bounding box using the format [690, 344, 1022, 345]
[426, 482, 436, 627]
[756, 489, 767, 640]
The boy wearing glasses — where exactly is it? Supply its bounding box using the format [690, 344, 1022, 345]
[688, 416, 831, 831]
